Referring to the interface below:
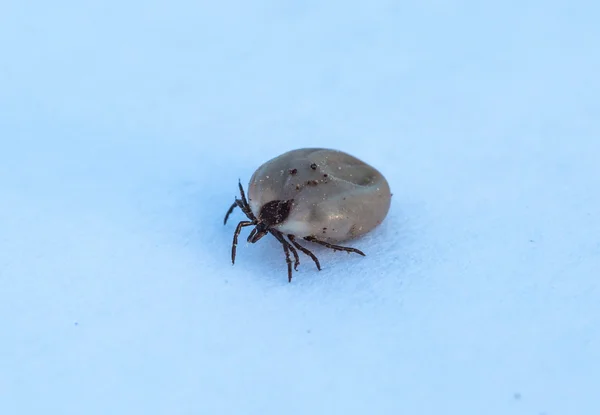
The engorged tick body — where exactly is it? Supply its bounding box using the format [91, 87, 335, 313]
[224, 148, 391, 282]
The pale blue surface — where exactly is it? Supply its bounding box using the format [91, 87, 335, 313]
[1, 1, 599, 414]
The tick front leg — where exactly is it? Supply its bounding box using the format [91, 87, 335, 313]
[232, 221, 254, 264]
[237, 180, 256, 220]
[235, 198, 256, 222]
[304, 236, 366, 256]
[223, 200, 238, 224]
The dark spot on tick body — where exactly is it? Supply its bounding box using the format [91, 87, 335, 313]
[310, 163, 317, 170]
[289, 168, 297, 175]
[323, 173, 328, 177]
[259, 200, 293, 226]
[306, 180, 319, 186]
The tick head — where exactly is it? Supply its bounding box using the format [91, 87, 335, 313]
[247, 199, 293, 243]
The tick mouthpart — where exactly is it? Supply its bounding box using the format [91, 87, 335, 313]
[248, 222, 268, 243]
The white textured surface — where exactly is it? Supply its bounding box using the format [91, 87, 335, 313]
[1, 1, 599, 414]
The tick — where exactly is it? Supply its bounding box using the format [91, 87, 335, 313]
[224, 148, 392, 282]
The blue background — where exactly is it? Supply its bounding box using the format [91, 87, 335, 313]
[1, 1, 599, 414]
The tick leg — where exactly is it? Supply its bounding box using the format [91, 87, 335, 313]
[232, 221, 253, 264]
[281, 238, 293, 282]
[236, 191, 257, 222]
[238, 180, 248, 204]
[271, 230, 299, 272]
[304, 236, 366, 256]
[288, 235, 321, 270]
[237, 181, 258, 221]
[288, 242, 300, 271]
[234, 199, 252, 219]
[224, 200, 238, 224]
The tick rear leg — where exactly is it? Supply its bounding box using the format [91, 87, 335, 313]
[304, 236, 366, 256]
[288, 235, 321, 270]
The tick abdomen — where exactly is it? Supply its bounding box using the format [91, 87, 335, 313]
[248, 148, 391, 242]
